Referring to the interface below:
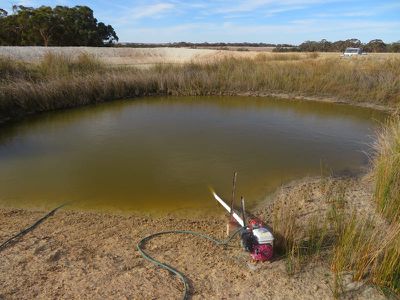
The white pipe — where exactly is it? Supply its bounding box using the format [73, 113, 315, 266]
[212, 191, 244, 227]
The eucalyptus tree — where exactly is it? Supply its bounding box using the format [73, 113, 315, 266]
[0, 5, 118, 46]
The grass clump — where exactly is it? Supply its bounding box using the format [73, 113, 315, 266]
[332, 216, 400, 295]
[269, 176, 400, 296]
[0, 56, 33, 81]
[373, 117, 400, 223]
[38, 53, 105, 78]
[270, 179, 342, 274]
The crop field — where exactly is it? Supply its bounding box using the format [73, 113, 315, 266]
[1, 46, 399, 67]
[0, 47, 218, 66]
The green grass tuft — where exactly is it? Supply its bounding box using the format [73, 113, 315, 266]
[373, 118, 400, 223]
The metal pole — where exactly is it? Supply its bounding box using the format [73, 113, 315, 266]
[230, 171, 237, 219]
[241, 196, 246, 227]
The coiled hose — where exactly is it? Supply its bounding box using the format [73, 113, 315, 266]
[137, 227, 243, 300]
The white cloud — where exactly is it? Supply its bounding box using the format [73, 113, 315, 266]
[104, 2, 178, 26]
[215, 0, 333, 14]
[216, 0, 274, 13]
[265, 6, 305, 16]
[130, 3, 175, 19]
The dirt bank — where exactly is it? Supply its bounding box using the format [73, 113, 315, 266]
[0, 177, 386, 299]
[235, 92, 392, 113]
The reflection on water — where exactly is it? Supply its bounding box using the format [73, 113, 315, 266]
[0, 96, 386, 214]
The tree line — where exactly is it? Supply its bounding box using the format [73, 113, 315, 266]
[118, 42, 284, 49]
[0, 5, 118, 46]
[123, 40, 400, 53]
[275, 39, 400, 53]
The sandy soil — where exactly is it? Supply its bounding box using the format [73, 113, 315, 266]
[255, 176, 386, 228]
[0, 177, 386, 300]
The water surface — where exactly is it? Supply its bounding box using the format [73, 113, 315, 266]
[0, 96, 386, 213]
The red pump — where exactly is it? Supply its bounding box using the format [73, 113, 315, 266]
[212, 191, 274, 262]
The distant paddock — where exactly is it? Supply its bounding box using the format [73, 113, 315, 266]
[0, 47, 218, 66]
[2, 46, 399, 67]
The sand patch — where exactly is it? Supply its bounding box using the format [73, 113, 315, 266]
[0, 177, 386, 299]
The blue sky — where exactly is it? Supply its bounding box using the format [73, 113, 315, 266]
[3, 0, 400, 43]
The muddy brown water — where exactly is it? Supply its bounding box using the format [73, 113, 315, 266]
[0, 96, 386, 214]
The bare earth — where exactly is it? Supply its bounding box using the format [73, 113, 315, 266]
[0, 177, 386, 300]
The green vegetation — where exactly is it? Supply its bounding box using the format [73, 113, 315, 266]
[270, 177, 400, 297]
[1, 53, 399, 122]
[276, 38, 400, 53]
[332, 215, 400, 296]
[0, 6, 118, 46]
[114, 40, 400, 53]
[374, 118, 400, 223]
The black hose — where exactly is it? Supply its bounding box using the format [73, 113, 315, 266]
[0, 203, 67, 252]
[137, 227, 243, 300]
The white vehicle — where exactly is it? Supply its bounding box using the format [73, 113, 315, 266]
[342, 47, 366, 57]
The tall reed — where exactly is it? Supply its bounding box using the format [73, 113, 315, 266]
[270, 176, 400, 296]
[373, 118, 400, 223]
[331, 216, 400, 295]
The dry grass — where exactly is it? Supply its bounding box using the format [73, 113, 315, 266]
[0, 56, 32, 81]
[38, 53, 105, 78]
[1, 53, 400, 121]
[254, 52, 319, 61]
